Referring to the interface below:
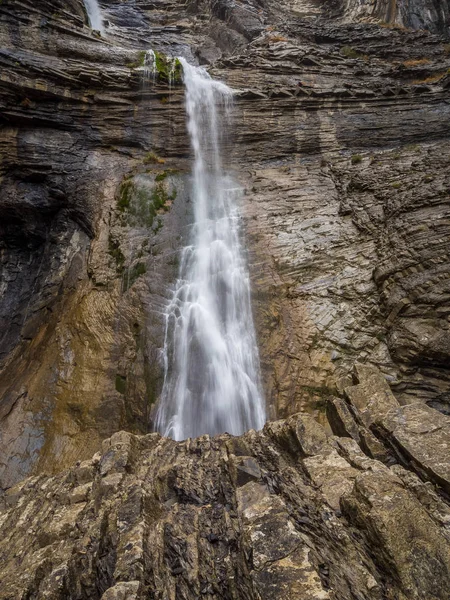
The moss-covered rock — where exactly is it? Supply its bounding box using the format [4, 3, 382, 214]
[126, 50, 146, 69]
[108, 234, 125, 273]
[123, 262, 147, 292]
[154, 51, 183, 84]
[116, 175, 176, 229]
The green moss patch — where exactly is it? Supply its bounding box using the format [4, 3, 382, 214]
[154, 51, 183, 84]
[108, 235, 125, 273]
[116, 176, 176, 229]
[300, 385, 335, 400]
[124, 262, 147, 292]
[340, 46, 368, 60]
[118, 178, 133, 211]
[155, 171, 168, 182]
[115, 374, 127, 395]
[126, 50, 146, 69]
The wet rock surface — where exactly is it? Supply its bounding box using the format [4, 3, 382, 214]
[0, 0, 450, 494]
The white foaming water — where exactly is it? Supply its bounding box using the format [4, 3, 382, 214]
[143, 50, 156, 83]
[84, 0, 104, 33]
[155, 58, 266, 441]
[167, 57, 178, 89]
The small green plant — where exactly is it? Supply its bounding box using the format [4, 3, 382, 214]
[391, 181, 402, 189]
[126, 50, 146, 69]
[118, 178, 133, 211]
[351, 154, 363, 164]
[124, 262, 147, 292]
[155, 171, 168, 182]
[108, 235, 125, 273]
[143, 151, 165, 165]
[153, 217, 163, 234]
[150, 181, 176, 212]
[340, 46, 368, 60]
[115, 374, 126, 395]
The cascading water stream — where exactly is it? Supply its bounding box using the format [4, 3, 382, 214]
[155, 58, 266, 440]
[143, 50, 156, 84]
[83, 0, 104, 33]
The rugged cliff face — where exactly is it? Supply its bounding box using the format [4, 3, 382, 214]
[331, 0, 450, 34]
[1, 0, 450, 488]
[1, 0, 450, 597]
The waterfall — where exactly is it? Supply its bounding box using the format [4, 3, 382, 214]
[83, 0, 104, 33]
[143, 50, 156, 83]
[155, 58, 266, 440]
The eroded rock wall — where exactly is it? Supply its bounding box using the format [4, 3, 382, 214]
[1, 0, 450, 487]
[0, 0, 191, 486]
[328, 0, 450, 34]
[217, 15, 450, 418]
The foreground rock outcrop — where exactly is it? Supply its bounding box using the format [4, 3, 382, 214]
[1, 387, 449, 599]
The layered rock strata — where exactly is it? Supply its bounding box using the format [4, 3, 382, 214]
[1, 0, 450, 486]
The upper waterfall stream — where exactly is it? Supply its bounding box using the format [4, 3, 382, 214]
[83, 0, 104, 33]
[155, 59, 266, 440]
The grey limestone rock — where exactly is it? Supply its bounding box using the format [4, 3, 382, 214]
[0, 411, 449, 599]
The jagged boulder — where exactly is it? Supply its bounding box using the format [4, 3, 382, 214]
[1, 411, 450, 599]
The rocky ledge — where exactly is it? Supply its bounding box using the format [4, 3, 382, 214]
[0, 365, 449, 599]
